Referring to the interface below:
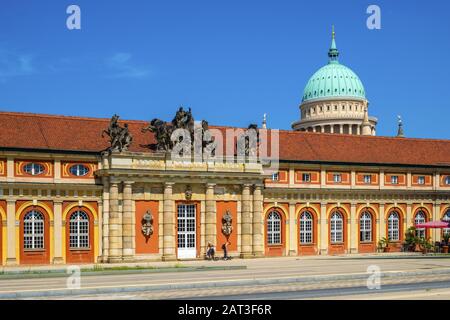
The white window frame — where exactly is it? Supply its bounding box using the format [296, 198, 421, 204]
[443, 210, 450, 235]
[69, 210, 90, 249]
[414, 211, 426, 239]
[391, 175, 399, 185]
[333, 174, 342, 183]
[359, 212, 372, 242]
[388, 211, 400, 241]
[299, 211, 313, 244]
[417, 176, 425, 185]
[330, 211, 343, 243]
[24, 163, 44, 176]
[445, 176, 450, 185]
[363, 175, 372, 184]
[302, 173, 311, 183]
[69, 164, 90, 177]
[23, 210, 45, 250]
[267, 211, 282, 245]
[271, 172, 279, 182]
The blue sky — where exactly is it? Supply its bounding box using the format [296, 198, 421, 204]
[0, 0, 449, 139]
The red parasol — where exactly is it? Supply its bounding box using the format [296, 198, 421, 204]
[415, 221, 449, 229]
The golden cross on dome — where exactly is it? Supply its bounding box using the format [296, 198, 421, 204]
[332, 25, 335, 39]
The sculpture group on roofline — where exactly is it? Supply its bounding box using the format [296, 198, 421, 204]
[102, 107, 261, 157]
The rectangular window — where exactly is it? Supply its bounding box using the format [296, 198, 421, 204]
[302, 173, 311, 183]
[363, 175, 372, 184]
[417, 176, 425, 185]
[391, 175, 399, 185]
[271, 173, 279, 181]
[333, 174, 342, 183]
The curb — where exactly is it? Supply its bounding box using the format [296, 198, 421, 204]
[0, 265, 247, 280]
[2, 267, 450, 299]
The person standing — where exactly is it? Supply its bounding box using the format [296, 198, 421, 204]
[206, 242, 215, 260]
[222, 241, 231, 260]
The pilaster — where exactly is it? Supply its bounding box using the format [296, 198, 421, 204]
[240, 184, 253, 258]
[6, 199, 17, 266]
[108, 180, 122, 263]
[349, 203, 357, 253]
[319, 202, 328, 254]
[162, 182, 176, 261]
[205, 183, 216, 252]
[252, 185, 264, 257]
[52, 200, 64, 264]
[122, 181, 134, 261]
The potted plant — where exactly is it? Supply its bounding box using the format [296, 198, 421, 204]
[379, 237, 391, 252]
[443, 233, 450, 253]
[404, 226, 420, 252]
[419, 238, 433, 254]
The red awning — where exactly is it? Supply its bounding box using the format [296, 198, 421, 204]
[415, 221, 450, 229]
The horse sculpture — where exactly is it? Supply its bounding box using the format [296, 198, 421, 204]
[102, 114, 133, 152]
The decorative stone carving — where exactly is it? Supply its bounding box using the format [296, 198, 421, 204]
[221, 210, 233, 238]
[102, 114, 133, 152]
[142, 107, 214, 153]
[185, 185, 192, 201]
[141, 210, 154, 238]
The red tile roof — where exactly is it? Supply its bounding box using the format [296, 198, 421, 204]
[1, 111, 449, 167]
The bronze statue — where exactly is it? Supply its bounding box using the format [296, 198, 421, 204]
[142, 118, 173, 151]
[237, 123, 260, 157]
[142, 107, 213, 153]
[102, 114, 133, 152]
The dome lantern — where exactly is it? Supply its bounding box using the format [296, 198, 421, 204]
[328, 25, 339, 64]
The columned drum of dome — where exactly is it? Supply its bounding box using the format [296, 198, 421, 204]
[292, 28, 377, 135]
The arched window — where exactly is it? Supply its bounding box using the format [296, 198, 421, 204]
[414, 210, 426, 238]
[330, 211, 343, 243]
[23, 210, 44, 249]
[388, 211, 400, 241]
[299, 211, 313, 244]
[69, 210, 90, 249]
[267, 211, 281, 245]
[360, 211, 372, 242]
[443, 209, 450, 235]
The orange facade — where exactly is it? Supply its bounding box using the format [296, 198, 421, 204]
[355, 172, 379, 186]
[266, 169, 289, 184]
[384, 173, 406, 186]
[411, 174, 433, 186]
[135, 200, 159, 254]
[294, 170, 320, 184]
[326, 171, 351, 185]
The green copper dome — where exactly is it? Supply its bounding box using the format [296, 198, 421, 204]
[302, 29, 366, 103]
